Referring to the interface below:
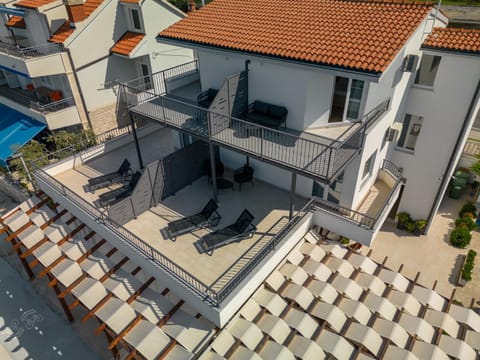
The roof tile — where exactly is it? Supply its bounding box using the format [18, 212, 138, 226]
[423, 27, 480, 54]
[159, 0, 433, 73]
[49, 21, 74, 44]
[14, 0, 57, 9]
[5, 16, 26, 29]
[111, 31, 145, 56]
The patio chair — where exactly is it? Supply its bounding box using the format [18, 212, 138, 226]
[197, 88, 218, 108]
[167, 199, 221, 241]
[86, 159, 132, 193]
[98, 171, 141, 207]
[233, 164, 254, 191]
[197, 209, 256, 255]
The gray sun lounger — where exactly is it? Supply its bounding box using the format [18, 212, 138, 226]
[86, 159, 132, 193]
[98, 171, 141, 207]
[197, 209, 256, 255]
[167, 199, 221, 241]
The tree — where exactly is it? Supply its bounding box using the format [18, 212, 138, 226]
[8, 140, 48, 186]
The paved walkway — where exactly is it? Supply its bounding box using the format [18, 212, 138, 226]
[369, 194, 480, 309]
[0, 257, 99, 360]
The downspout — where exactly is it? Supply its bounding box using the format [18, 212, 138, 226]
[425, 79, 480, 233]
[64, 46, 93, 130]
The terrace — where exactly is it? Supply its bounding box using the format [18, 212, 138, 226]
[123, 61, 390, 184]
[33, 124, 314, 324]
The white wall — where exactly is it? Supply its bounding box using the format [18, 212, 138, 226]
[393, 51, 480, 220]
[23, 10, 51, 46]
[140, 0, 193, 74]
[219, 147, 313, 199]
[198, 49, 342, 131]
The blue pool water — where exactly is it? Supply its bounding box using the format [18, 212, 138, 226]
[0, 103, 45, 166]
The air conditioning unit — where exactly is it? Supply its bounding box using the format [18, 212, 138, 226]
[385, 128, 398, 142]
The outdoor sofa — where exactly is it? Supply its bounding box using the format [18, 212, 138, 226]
[242, 100, 288, 129]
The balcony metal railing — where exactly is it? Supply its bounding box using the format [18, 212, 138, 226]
[0, 41, 63, 58]
[312, 159, 404, 230]
[0, 86, 75, 114]
[30, 124, 316, 307]
[123, 61, 390, 182]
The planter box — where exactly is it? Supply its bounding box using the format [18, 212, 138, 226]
[456, 254, 467, 287]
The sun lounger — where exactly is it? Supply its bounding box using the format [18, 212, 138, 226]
[197, 209, 256, 255]
[86, 159, 132, 193]
[98, 172, 141, 207]
[167, 199, 221, 241]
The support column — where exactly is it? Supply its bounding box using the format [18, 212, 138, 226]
[47, 273, 74, 322]
[323, 184, 329, 200]
[289, 172, 297, 219]
[129, 113, 144, 169]
[209, 143, 218, 202]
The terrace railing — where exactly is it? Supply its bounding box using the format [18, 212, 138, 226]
[123, 61, 390, 182]
[0, 86, 75, 114]
[312, 159, 404, 230]
[0, 41, 63, 58]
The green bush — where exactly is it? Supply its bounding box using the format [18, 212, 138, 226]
[340, 237, 349, 245]
[450, 227, 472, 248]
[414, 220, 427, 234]
[405, 220, 416, 233]
[455, 216, 477, 231]
[459, 201, 477, 218]
[461, 250, 477, 281]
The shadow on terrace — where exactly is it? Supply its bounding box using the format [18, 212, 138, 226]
[34, 123, 308, 303]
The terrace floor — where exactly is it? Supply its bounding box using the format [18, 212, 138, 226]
[356, 176, 393, 218]
[53, 126, 307, 293]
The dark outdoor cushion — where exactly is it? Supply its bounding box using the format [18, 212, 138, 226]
[245, 113, 280, 128]
[253, 100, 269, 115]
[208, 89, 218, 99]
[268, 104, 286, 119]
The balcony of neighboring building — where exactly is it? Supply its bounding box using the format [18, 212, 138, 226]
[0, 39, 68, 77]
[0, 84, 82, 130]
[312, 160, 404, 246]
[32, 123, 314, 325]
[122, 61, 391, 185]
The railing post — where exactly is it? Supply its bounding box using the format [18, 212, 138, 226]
[260, 127, 264, 158]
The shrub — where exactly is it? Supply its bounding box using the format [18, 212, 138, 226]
[459, 202, 477, 218]
[461, 250, 477, 282]
[414, 220, 427, 234]
[450, 227, 472, 248]
[455, 216, 477, 231]
[405, 220, 416, 233]
[340, 237, 349, 245]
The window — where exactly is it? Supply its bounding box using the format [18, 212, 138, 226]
[414, 54, 441, 87]
[329, 77, 365, 122]
[139, 63, 151, 90]
[397, 114, 423, 151]
[362, 151, 376, 180]
[130, 9, 142, 31]
[402, 55, 417, 72]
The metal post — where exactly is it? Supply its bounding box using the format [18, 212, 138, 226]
[323, 183, 329, 200]
[289, 172, 297, 219]
[129, 113, 144, 169]
[209, 143, 218, 202]
[19, 154, 34, 186]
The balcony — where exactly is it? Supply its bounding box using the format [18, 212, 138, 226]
[32, 124, 315, 324]
[0, 42, 68, 77]
[123, 61, 390, 184]
[312, 160, 404, 246]
[0, 85, 82, 130]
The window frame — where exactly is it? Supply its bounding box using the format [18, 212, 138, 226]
[129, 8, 143, 32]
[329, 76, 366, 122]
[414, 54, 442, 88]
[397, 114, 423, 152]
[362, 151, 376, 182]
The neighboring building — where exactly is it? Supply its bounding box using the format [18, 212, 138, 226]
[3, 0, 480, 359]
[0, 0, 193, 135]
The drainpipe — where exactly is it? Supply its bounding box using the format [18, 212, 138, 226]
[63, 46, 93, 130]
[425, 79, 480, 233]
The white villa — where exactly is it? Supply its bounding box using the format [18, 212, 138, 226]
[1, 0, 480, 359]
[0, 0, 192, 134]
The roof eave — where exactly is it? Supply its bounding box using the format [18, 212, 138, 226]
[156, 35, 383, 80]
[421, 45, 480, 58]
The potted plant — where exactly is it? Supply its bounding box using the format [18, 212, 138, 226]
[414, 220, 427, 236]
[340, 237, 350, 245]
[459, 201, 477, 218]
[396, 212, 411, 230]
[455, 216, 477, 231]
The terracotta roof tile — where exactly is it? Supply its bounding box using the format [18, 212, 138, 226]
[66, 0, 103, 23]
[49, 21, 74, 44]
[14, 0, 56, 9]
[111, 31, 145, 56]
[119, 0, 140, 3]
[158, 0, 433, 73]
[5, 16, 26, 29]
[423, 27, 480, 54]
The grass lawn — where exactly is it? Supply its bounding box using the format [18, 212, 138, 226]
[441, 0, 480, 6]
